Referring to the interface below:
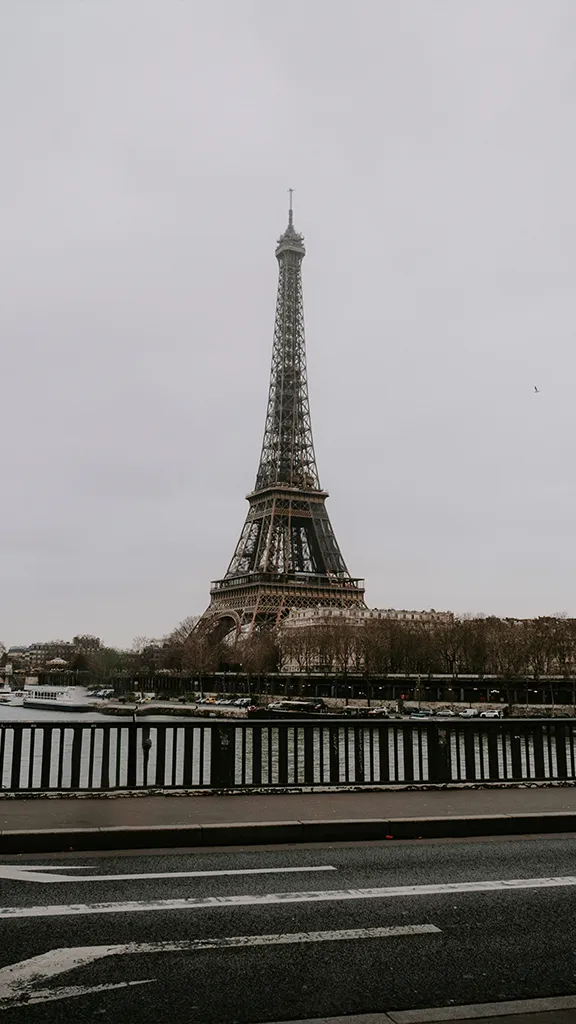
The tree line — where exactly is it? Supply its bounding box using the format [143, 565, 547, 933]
[15, 615, 576, 681]
[279, 615, 576, 678]
[100, 614, 576, 680]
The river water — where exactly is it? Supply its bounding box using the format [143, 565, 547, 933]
[0, 685, 204, 725]
[0, 706, 202, 723]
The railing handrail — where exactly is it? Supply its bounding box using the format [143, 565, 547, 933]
[1, 716, 574, 727]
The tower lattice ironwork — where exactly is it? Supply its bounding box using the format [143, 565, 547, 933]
[201, 198, 365, 634]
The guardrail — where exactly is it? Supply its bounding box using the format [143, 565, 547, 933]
[1, 718, 575, 792]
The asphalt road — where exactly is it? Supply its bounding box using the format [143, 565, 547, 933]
[2, 836, 576, 1022]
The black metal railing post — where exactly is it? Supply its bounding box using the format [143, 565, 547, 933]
[210, 723, 236, 788]
[127, 716, 138, 789]
[426, 723, 451, 783]
[142, 727, 152, 788]
[10, 726, 23, 791]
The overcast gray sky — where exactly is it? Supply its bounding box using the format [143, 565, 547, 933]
[1, 0, 575, 648]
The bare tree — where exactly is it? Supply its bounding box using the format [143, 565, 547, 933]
[360, 619, 392, 676]
[279, 626, 310, 673]
[132, 636, 161, 654]
[434, 620, 465, 677]
[326, 619, 360, 677]
[166, 616, 200, 646]
[181, 634, 220, 676]
[238, 630, 279, 676]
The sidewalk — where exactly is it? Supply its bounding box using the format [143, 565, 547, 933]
[3, 787, 576, 853]
[4, 786, 576, 832]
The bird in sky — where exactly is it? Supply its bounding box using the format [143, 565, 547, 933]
[534, 386, 540, 393]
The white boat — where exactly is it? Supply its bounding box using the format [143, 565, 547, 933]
[3, 690, 27, 706]
[20, 687, 94, 712]
[22, 698, 93, 712]
[0, 687, 69, 707]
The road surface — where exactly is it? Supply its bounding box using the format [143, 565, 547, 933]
[2, 835, 576, 1021]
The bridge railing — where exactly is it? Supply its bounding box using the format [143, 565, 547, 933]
[1, 718, 575, 793]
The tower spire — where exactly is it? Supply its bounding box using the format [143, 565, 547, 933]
[288, 187, 294, 228]
[256, 197, 316, 493]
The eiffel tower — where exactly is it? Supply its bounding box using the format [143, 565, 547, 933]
[201, 196, 365, 636]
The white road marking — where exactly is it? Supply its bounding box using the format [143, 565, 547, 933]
[0, 867, 93, 883]
[0, 867, 99, 884]
[5, 981, 154, 1010]
[2, 872, 576, 919]
[0, 926, 439, 1008]
[0, 864, 336, 884]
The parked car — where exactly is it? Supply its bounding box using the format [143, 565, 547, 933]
[247, 700, 328, 719]
[459, 708, 479, 718]
[410, 708, 434, 719]
[234, 698, 253, 708]
[367, 706, 391, 718]
[479, 709, 501, 719]
[436, 709, 456, 717]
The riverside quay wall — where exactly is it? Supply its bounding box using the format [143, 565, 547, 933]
[12, 671, 576, 707]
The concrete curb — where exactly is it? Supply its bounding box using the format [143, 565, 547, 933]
[2, 780, 576, 800]
[3, 812, 576, 854]
[274, 991, 576, 1021]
